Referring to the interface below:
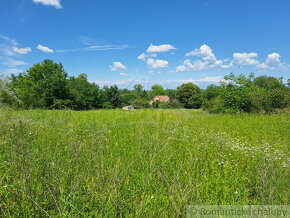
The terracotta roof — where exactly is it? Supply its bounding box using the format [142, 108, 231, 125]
[153, 96, 170, 102]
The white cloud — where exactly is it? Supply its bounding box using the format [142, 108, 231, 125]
[93, 76, 225, 89]
[232, 52, 259, 65]
[138, 52, 169, 69]
[186, 44, 216, 62]
[177, 44, 230, 72]
[146, 44, 176, 53]
[257, 52, 288, 71]
[32, 0, 62, 9]
[120, 73, 130, 76]
[37, 44, 54, 53]
[179, 76, 224, 84]
[0, 44, 15, 56]
[176, 65, 187, 72]
[147, 58, 168, 69]
[109, 62, 127, 71]
[0, 36, 29, 67]
[137, 53, 147, 61]
[267, 53, 281, 63]
[0, 35, 18, 46]
[87, 45, 128, 51]
[0, 35, 19, 56]
[78, 36, 94, 45]
[94, 79, 145, 87]
[56, 44, 129, 53]
[2, 57, 28, 67]
[176, 59, 231, 72]
[13, 47, 32, 54]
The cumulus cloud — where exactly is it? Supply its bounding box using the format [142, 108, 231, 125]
[109, 62, 127, 71]
[257, 53, 287, 71]
[147, 58, 168, 69]
[186, 44, 216, 61]
[138, 53, 169, 69]
[33, 0, 62, 9]
[13, 47, 32, 54]
[176, 44, 229, 72]
[137, 53, 147, 61]
[146, 44, 176, 53]
[37, 44, 54, 53]
[233, 52, 259, 65]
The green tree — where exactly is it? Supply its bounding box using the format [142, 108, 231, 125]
[165, 89, 178, 100]
[103, 85, 121, 108]
[177, 83, 201, 108]
[120, 88, 138, 106]
[67, 74, 100, 110]
[188, 93, 203, 109]
[151, 84, 165, 96]
[11, 60, 70, 109]
[133, 84, 144, 96]
[253, 75, 285, 90]
[0, 74, 19, 108]
[202, 73, 289, 113]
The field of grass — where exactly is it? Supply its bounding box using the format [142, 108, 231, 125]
[0, 109, 289, 216]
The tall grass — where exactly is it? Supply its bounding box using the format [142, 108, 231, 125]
[0, 109, 289, 216]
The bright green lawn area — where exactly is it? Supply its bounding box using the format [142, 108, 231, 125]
[0, 109, 289, 216]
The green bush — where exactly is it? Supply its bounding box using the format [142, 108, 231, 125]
[0, 74, 19, 108]
[170, 99, 181, 108]
[202, 73, 289, 113]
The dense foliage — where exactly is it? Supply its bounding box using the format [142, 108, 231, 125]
[1, 60, 289, 113]
[202, 73, 289, 113]
[0, 74, 19, 108]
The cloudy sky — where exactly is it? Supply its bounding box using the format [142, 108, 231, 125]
[0, 0, 289, 89]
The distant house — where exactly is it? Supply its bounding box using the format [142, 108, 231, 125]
[122, 105, 135, 110]
[149, 96, 170, 105]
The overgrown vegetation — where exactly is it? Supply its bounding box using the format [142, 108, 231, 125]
[0, 60, 289, 113]
[0, 109, 289, 216]
[202, 73, 290, 113]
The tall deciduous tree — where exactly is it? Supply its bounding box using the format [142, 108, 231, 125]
[177, 83, 201, 108]
[67, 74, 100, 110]
[151, 84, 165, 96]
[11, 59, 70, 109]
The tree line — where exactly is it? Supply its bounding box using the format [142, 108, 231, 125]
[0, 59, 289, 113]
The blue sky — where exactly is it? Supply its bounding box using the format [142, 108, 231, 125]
[1, 0, 290, 89]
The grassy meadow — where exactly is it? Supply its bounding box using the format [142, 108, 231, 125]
[0, 109, 289, 216]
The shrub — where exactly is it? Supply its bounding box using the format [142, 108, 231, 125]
[170, 99, 181, 108]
